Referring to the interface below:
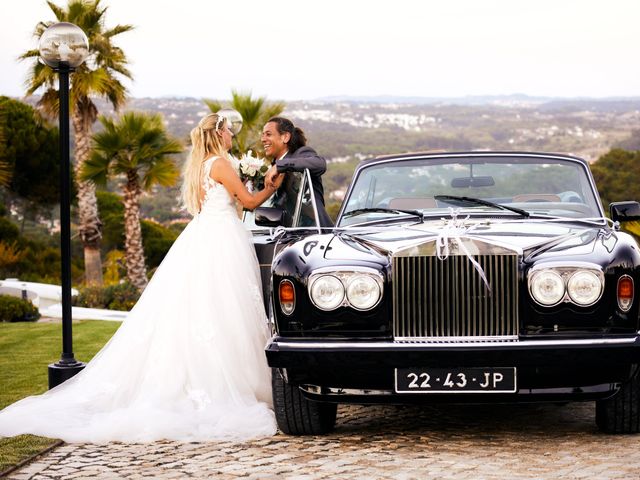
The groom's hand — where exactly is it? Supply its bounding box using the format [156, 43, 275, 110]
[265, 165, 282, 189]
[272, 172, 284, 189]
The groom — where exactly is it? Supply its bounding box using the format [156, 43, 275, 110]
[262, 117, 333, 227]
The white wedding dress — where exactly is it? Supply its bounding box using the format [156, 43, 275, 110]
[0, 156, 277, 443]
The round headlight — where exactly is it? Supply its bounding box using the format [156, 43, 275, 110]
[530, 270, 565, 306]
[346, 275, 381, 310]
[309, 275, 344, 310]
[567, 270, 602, 306]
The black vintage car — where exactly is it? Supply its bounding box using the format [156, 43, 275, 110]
[246, 151, 640, 435]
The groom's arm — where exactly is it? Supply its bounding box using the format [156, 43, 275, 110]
[276, 146, 327, 177]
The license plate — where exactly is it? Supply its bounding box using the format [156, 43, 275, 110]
[395, 367, 517, 393]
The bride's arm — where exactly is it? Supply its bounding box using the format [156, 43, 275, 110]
[210, 158, 277, 211]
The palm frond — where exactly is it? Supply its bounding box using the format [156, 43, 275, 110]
[33, 21, 52, 38]
[104, 24, 135, 38]
[109, 63, 133, 80]
[46, 1, 66, 21]
[18, 49, 40, 61]
[203, 99, 223, 113]
[24, 62, 56, 97]
[0, 109, 11, 187]
[21, 0, 134, 114]
[0, 161, 11, 188]
[37, 88, 60, 119]
[260, 102, 286, 124]
[103, 80, 128, 111]
[81, 151, 112, 186]
[142, 157, 179, 190]
[84, 111, 182, 192]
[231, 89, 265, 126]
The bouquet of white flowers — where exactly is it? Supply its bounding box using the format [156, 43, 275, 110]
[238, 150, 269, 192]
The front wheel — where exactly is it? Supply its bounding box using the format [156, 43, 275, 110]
[596, 369, 640, 433]
[272, 369, 337, 435]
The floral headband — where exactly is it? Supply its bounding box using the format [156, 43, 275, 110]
[197, 114, 225, 131]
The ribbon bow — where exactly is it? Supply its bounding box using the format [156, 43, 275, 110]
[436, 209, 492, 293]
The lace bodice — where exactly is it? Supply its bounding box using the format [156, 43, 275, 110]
[200, 156, 237, 215]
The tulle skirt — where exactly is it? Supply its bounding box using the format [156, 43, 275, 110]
[0, 209, 277, 443]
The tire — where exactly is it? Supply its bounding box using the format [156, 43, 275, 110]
[596, 369, 640, 433]
[272, 369, 337, 435]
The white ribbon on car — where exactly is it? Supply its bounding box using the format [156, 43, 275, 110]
[269, 225, 288, 241]
[435, 208, 492, 293]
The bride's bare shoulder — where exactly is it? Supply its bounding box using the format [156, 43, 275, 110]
[205, 155, 223, 165]
[209, 156, 232, 170]
[209, 156, 236, 182]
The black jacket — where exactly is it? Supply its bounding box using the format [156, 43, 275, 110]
[275, 146, 333, 227]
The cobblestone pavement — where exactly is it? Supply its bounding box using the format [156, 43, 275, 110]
[7, 402, 640, 479]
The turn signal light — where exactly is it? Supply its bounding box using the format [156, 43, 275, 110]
[279, 280, 295, 315]
[617, 275, 634, 312]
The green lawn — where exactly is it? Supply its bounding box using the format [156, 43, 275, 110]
[0, 320, 120, 473]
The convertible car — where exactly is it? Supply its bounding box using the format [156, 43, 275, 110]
[246, 151, 640, 435]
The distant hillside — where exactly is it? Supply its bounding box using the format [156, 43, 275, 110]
[21, 94, 640, 163]
[315, 93, 555, 105]
[314, 94, 640, 107]
[19, 94, 640, 221]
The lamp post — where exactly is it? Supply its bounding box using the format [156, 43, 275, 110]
[39, 22, 89, 389]
[216, 108, 243, 135]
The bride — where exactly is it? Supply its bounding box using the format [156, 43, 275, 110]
[0, 113, 279, 442]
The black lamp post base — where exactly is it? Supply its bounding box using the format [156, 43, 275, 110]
[48, 361, 86, 389]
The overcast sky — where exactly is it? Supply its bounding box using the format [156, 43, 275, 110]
[2, 0, 639, 101]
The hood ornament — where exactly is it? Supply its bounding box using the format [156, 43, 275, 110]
[436, 208, 491, 293]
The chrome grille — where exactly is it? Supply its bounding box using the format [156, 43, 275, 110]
[393, 254, 519, 339]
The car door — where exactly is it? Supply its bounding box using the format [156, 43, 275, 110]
[242, 169, 321, 311]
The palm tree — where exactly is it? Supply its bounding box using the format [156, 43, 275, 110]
[20, 0, 134, 285]
[204, 90, 285, 157]
[0, 161, 10, 188]
[81, 112, 182, 291]
[0, 123, 10, 189]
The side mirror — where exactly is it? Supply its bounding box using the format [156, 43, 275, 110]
[255, 207, 286, 227]
[610, 201, 640, 222]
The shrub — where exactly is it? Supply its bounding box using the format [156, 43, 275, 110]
[96, 190, 125, 253]
[74, 285, 109, 309]
[167, 221, 188, 235]
[0, 241, 26, 270]
[105, 282, 139, 311]
[0, 294, 40, 322]
[0, 217, 19, 243]
[0, 213, 83, 283]
[103, 249, 126, 285]
[96, 191, 180, 271]
[74, 281, 140, 311]
[141, 219, 178, 270]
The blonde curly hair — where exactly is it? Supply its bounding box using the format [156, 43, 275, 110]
[181, 113, 228, 215]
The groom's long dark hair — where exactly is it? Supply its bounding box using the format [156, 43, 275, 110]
[268, 117, 307, 153]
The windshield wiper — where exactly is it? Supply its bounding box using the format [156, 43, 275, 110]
[342, 207, 424, 222]
[434, 195, 530, 217]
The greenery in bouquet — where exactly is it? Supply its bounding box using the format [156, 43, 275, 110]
[238, 150, 269, 191]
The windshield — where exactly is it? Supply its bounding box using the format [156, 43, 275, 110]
[338, 156, 602, 227]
